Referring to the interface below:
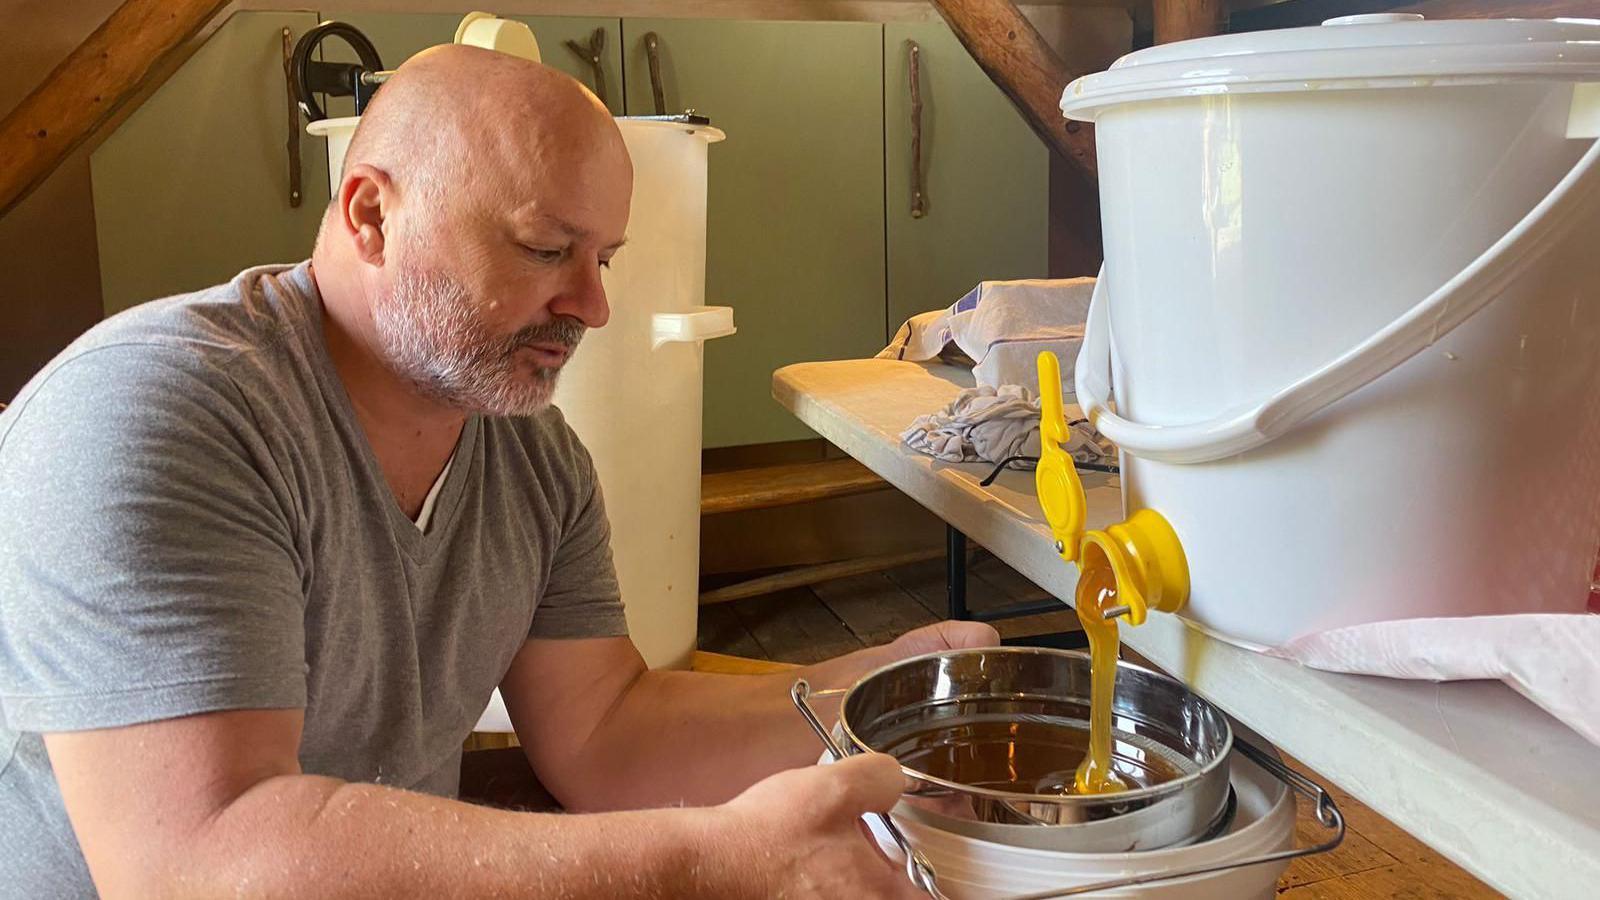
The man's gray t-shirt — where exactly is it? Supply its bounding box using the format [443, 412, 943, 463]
[0, 263, 628, 894]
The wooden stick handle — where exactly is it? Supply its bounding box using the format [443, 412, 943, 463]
[644, 31, 666, 116]
[909, 41, 926, 219]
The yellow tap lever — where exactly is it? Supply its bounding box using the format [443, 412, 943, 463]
[1035, 352, 1088, 563]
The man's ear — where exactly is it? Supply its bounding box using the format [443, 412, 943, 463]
[337, 163, 394, 267]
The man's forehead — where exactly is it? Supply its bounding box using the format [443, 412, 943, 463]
[508, 206, 628, 248]
[510, 207, 584, 235]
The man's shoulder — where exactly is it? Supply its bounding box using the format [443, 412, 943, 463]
[69, 263, 313, 365]
[1, 263, 318, 455]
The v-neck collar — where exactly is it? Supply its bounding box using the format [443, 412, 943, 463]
[284, 263, 479, 560]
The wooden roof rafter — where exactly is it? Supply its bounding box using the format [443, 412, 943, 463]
[0, 0, 234, 219]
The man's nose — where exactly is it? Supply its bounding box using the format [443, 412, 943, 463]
[548, 261, 611, 329]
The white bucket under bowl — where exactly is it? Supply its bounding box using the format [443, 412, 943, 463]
[875, 745, 1295, 899]
[1061, 15, 1600, 647]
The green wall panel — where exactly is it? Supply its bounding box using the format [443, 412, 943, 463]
[884, 21, 1049, 340]
[91, 11, 330, 315]
[622, 18, 887, 447]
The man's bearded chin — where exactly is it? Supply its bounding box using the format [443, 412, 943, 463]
[371, 268, 587, 417]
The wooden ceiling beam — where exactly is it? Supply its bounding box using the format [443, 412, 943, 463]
[926, 0, 1232, 185]
[0, 0, 232, 220]
[1155, 0, 1227, 43]
[928, 0, 1099, 184]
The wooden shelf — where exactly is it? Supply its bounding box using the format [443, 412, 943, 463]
[701, 457, 889, 515]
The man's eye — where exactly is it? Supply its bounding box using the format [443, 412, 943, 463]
[599, 258, 613, 270]
[524, 246, 564, 264]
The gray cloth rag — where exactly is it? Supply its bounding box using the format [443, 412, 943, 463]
[901, 384, 1113, 467]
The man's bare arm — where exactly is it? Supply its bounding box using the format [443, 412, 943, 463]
[45, 708, 915, 898]
[504, 622, 997, 811]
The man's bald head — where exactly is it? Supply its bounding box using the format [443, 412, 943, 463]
[341, 44, 626, 215]
[314, 44, 633, 417]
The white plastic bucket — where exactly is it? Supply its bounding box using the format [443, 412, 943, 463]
[872, 745, 1295, 899]
[1060, 15, 1600, 647]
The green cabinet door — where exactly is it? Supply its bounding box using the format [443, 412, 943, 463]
[91, 11, 330, 315]
[884, 21, 1048, 339]
[321, 13, 623, 116]
[621, 19, 887, 448]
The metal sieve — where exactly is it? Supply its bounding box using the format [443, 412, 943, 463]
[821, 647, 1233, 852]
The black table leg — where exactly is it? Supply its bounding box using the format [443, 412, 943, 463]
[947, 525, 969, 620]
[941, 523, 1086, 650]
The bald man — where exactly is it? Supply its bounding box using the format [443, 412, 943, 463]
[0, 47, 995, 897]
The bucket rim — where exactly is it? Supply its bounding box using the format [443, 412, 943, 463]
[1062, 16, 1600, 120]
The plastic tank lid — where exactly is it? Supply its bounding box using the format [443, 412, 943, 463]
[1061, 14, 1600, 121]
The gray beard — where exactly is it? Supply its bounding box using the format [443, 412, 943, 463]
[371, 269, 586, 417]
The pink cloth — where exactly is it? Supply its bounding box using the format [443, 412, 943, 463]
[1270, 614, 1600, 746]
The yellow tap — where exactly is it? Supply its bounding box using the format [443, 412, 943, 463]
[1038, 350, 1189, 794]
[1034, 351, 1189, 626]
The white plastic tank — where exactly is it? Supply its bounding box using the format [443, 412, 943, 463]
[557, 119, 732, 669]
[306, 117, 359, 198]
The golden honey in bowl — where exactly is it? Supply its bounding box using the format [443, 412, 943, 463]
[878, 715, 1189, 796]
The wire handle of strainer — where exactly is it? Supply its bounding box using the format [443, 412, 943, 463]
[790, 679, 947, 899]
[998, 735, 1346, 900]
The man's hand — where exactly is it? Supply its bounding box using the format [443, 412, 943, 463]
[882, 619, 1002, 661]
[703, 753, 924, 899]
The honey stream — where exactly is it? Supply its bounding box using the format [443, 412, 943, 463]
[1073, 564, 1129, 795]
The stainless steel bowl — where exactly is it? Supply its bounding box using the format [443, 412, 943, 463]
[834, 647, 1233, 853]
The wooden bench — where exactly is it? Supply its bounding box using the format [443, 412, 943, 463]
[700, 457, 889, 516]
[697, 453, 1074, 637]
[698, 457, 945, 605]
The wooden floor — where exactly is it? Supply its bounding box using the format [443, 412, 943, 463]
[697, 554, 1503, 899]
[699, 550, 1084, 661]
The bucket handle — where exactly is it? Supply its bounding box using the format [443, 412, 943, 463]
[1076, 137, 1600, 465]
[791, 679, 947, 898]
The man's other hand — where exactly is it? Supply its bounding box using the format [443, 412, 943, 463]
[883, 620, 1001, 661]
